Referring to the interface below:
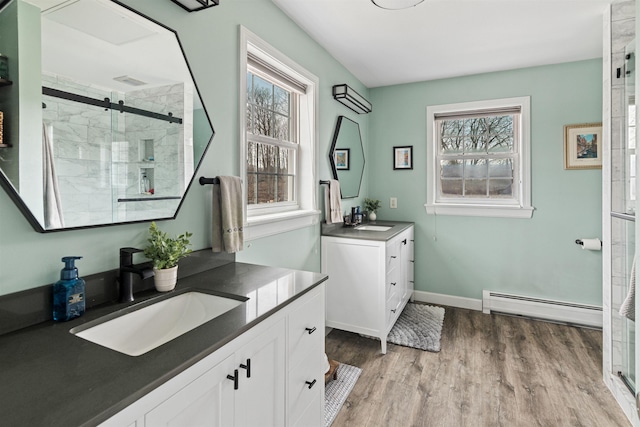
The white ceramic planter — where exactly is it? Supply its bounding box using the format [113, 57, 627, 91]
[369, 211, 377, 221]
[153, 265, 178, 292]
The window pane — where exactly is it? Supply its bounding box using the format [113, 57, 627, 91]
[273, 85, 289, 115]
[247, 141, 258, 172]
[276, 175, 294, 202]
[441, 179, 463, 196]
[253, 107, 273, 138]
[464, 159, 487, 179]
[441, 136, 462, 153]
[464, 136, 485, 154]
[257, 174, 276, 204]
[489, 178, 513, 197]
[252, 75, 273, 109]
[488, 159, 512, 178]
[278, 147, 293, 175]
[487, 135, 513, 153]
[256, 143, 278, 174]
[247, 173, 257, 205]
[465, 179, 488, 196]
[274, 113, 289, 140]
[441, 159, 462, 178]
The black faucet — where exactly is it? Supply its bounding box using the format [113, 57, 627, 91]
[119, 247, 155, 303]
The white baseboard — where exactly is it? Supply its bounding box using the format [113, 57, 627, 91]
[412, 290, 482, 311]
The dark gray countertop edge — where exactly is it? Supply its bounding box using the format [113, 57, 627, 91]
[321, 220, 414, 241]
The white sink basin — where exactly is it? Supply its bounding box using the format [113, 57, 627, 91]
[71, 292, 244, 356]
[355, 225, 392, 231]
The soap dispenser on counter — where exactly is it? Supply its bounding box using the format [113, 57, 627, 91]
[53, 256, 86, 322]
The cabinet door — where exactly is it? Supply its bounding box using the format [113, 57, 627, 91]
[235, 318, 286, 427]
[144, 354, 236, 427]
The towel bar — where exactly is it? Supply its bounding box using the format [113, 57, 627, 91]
[319, 180, 330, 185]
[199, 177, 219, 185]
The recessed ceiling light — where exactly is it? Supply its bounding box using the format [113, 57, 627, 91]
[371, 0, 424, 10]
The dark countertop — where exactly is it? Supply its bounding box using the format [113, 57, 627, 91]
[0, 262, 327, 427]
[321, 220, 414, 241]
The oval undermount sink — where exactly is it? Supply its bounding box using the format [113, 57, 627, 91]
[355, 225, 392, 231]
[70, 291, 245, 356]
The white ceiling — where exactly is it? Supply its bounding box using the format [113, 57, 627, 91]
[271, 0, 614, 88]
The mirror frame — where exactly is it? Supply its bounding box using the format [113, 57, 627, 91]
[329, 116, 365, 199]
[0, 0, 214, 233]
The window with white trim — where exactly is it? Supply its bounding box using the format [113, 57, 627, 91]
[425, 97, 533, 218]
[240, 27, 319, 239]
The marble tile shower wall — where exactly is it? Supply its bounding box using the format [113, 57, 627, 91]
[42, 73, 191, 227]
[42, 73, 113, 227]
[610, 0, 635, 375]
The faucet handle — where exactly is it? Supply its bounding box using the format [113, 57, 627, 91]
[120, 247, 144, 266]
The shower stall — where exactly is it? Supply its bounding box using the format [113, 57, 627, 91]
[611, 40, 636, 394]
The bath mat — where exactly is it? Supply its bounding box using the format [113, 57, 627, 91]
[325, 363, 362, 427]
[370, 303, 444, 352]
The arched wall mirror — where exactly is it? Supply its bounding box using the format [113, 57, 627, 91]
[0, 0, 214, 232]
[329, 116, 364, 198]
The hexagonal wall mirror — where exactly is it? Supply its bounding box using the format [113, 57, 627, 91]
[329, 116, 365, 198]
[0, 0, 214, 232]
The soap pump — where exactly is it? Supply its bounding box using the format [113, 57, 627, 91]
[53, 256, 86, 322]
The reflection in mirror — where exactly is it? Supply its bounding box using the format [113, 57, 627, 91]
[329, 116, 364, 198]
[0, 0, 213, 232]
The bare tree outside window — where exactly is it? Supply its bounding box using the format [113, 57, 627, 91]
[438, 115, 515, 199]
[246, 72, 296, 206]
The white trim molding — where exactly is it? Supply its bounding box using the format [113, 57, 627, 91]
[239, 26, 320, 236]
[412, 290, 483, 311]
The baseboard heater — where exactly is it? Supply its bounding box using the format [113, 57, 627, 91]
[482, 290, 602, 328]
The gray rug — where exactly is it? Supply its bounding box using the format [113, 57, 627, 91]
[387, 303, 445, 352]
[325, 363, 362, 427]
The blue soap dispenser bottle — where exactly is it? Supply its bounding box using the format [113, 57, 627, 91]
[53, 256, 86, 322]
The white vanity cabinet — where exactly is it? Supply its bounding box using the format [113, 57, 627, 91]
[100, 284, 324, 427]
[322, 225, 414, 354]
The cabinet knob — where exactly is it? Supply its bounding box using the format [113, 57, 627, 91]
[227, 369, 239, 390]
[402, 239, 407, 245]
[240, 359, 251, 378]
[391, 309, 397, 313]
[410, 260, 414, 263]
[305, 379, 317, 389]
[305, 326, 317, 335]
[391, 282, 397, 286]
[390, 256, 397, 259]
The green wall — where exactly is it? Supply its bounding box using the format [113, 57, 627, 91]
[368, 59, 603, 304]
[0, 0, 604, 308]
[0, 0, 369, 295]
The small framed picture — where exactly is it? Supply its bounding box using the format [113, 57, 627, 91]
[334, 148, 350, 170]
[564, 123, 602, 170]
[393, 146, 413, 170]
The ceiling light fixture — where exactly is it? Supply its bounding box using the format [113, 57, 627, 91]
[371, 0, 424, 10]
[171, 0, 219, 12]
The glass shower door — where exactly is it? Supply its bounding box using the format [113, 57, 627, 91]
[613, 40, 636, 394]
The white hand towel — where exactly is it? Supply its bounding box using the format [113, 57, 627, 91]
[325, 179, 343, 224]
[620, 257, 636, 321]
[211, 176, 243, 253]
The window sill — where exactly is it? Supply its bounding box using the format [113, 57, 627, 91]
[245, 209, 321, 241]
[424, 203, 534, 219]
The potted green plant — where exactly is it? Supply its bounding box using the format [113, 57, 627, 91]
[364, 198, 382, 221]
[143, 222, 193, 292]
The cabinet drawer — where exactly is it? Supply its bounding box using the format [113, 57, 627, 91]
[289, 289, 324, 369]
[385, 294, 402, 330]
[288, 349, 323, 425]
[386, 244, 400, 272]
[386, 268, 400, 300]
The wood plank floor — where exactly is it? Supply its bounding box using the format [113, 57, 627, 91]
[325, 305, 630, 427]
